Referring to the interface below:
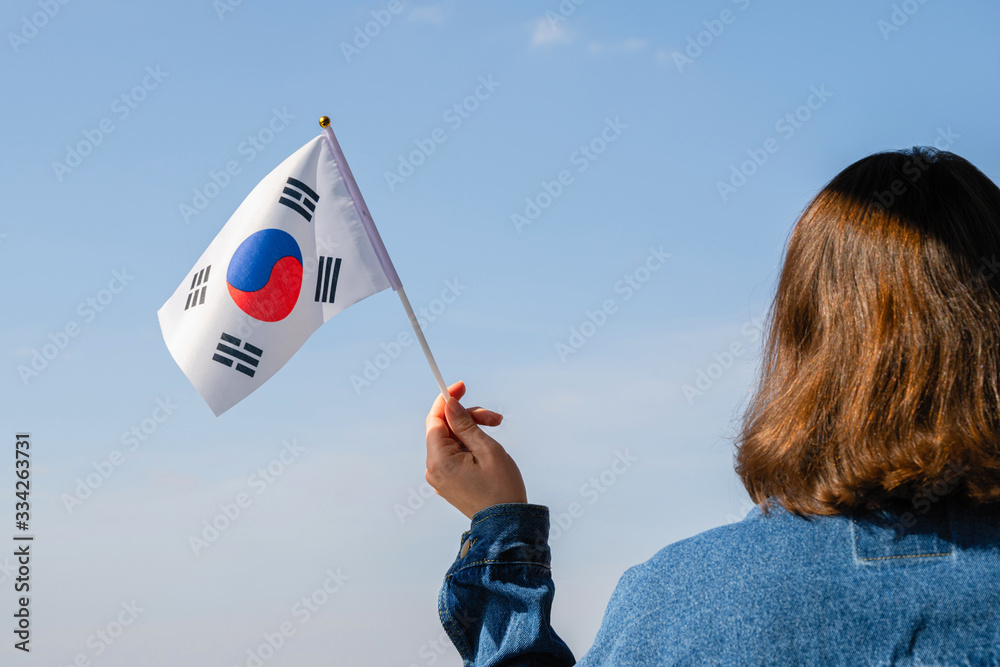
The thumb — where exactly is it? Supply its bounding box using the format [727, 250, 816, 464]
[445, 397, 495, 451]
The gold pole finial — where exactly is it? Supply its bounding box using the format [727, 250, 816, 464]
[319, 116, 331, 128]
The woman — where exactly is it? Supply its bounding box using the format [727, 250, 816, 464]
[424, 147, 1000, 665]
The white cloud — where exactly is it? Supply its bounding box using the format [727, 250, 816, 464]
[408, 4, 447, 24]
[530, 16, 574, 46]
[587, 37, 648, 54]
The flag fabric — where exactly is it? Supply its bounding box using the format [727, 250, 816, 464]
[158, 133, 394, 415]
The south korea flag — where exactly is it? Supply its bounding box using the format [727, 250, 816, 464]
[158, 133, 395, 415]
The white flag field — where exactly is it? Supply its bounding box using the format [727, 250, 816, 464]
[158, 122, 445, 416]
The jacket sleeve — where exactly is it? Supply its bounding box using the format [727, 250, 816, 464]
[438, 503, 577, 667]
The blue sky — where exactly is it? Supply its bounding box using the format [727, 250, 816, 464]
[4, 0, 1000, 664]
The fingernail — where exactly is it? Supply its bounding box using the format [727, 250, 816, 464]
[446, 397, 464, 416]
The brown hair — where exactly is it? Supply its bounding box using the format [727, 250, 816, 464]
[736, 147, 1000, 516]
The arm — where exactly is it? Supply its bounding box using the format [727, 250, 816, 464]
[439, 503, 576, 666]
[425, 382, 576, 666]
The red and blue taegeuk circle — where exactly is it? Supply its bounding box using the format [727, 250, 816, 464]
[226, 229, 303, 322]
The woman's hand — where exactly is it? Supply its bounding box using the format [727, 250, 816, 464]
[425, 381, 527, 519]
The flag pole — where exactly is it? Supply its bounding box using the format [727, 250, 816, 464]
[318, 116, 450, 400]
[395, 285, 450, 398]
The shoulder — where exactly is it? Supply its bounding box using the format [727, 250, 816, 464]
[582, 500, 1000, 663]
[648, 500, 826, 563]
[581, 501, 842, 663]
[611, 499, 846, 612]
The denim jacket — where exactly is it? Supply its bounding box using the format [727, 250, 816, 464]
[438, 499, 1000, 666]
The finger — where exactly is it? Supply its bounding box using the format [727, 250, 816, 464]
[426, 382, 472, 449]
[468, 407, 503, 427]
[427, 381, 466, 430]
[445, 397, 498, 454]
[426, 412, 468, 459]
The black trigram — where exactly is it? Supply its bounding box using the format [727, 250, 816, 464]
[279, 177, 320, 222]
[211, 332, 263, 378]
[185, 265, 211, 310]
[314, 256, 342, 304]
